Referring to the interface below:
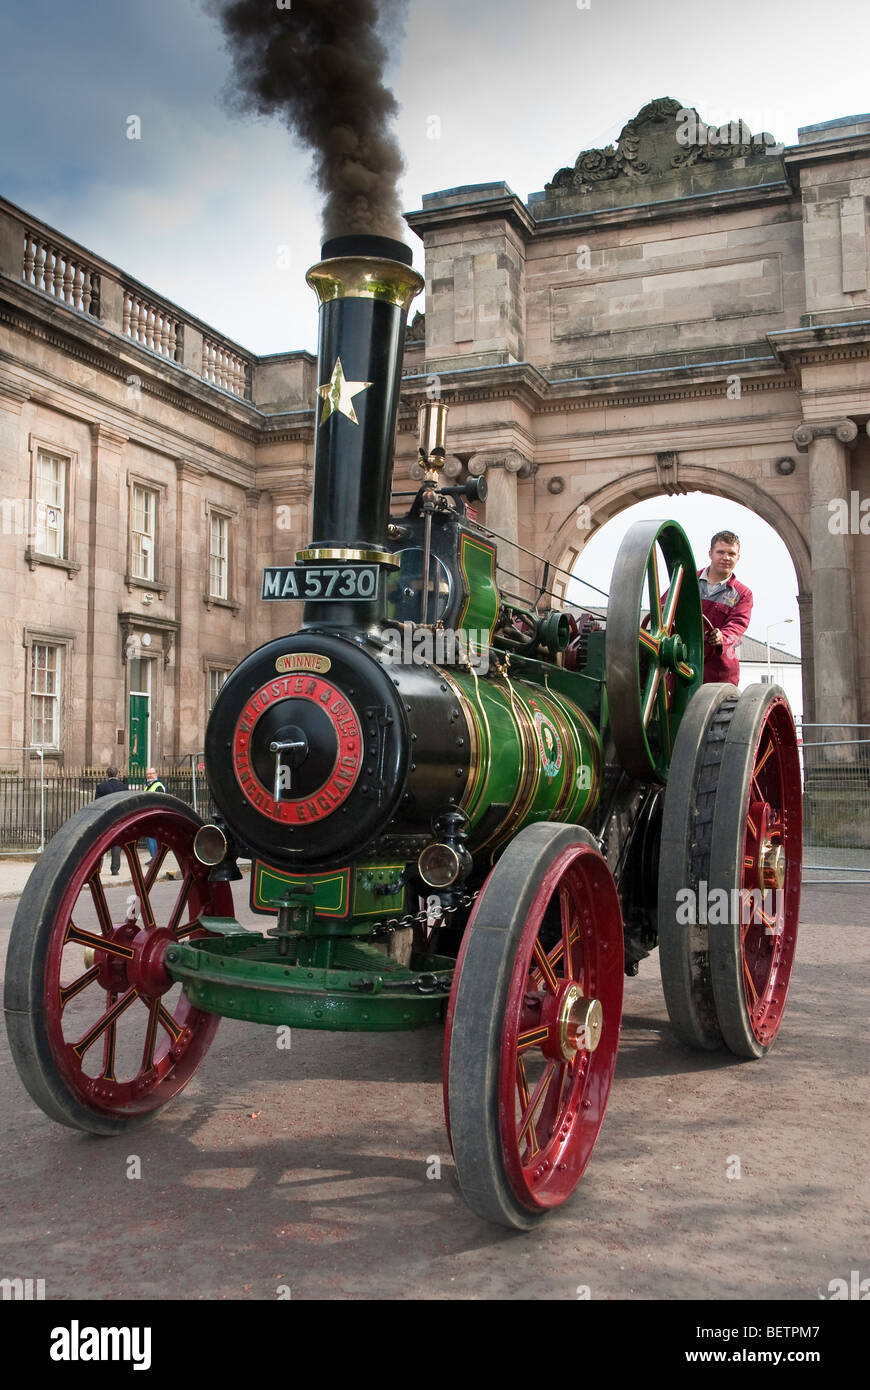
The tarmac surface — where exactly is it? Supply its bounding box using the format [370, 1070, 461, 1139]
[0, 853, 867, 1302]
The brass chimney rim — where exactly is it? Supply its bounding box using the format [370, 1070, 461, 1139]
[306, 255, 424, 312]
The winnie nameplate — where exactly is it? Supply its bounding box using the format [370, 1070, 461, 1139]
[274, 653, 332, 675]
[261, 564, 379, 601]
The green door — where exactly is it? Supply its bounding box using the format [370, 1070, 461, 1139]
[129, 694, 148, 777]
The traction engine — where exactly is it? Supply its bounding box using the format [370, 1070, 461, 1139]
[4, 234, 802, 1230]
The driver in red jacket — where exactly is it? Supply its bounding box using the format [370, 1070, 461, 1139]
[699, 531, 753, 685]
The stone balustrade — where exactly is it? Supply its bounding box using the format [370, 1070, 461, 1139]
[122, 289, 183, 362]
[201, 336, 250, 397]
[0, 198, 254, 402]
[22, 228, 100, 315]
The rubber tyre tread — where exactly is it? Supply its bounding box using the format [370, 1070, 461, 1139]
[3, 791, 202, 1135]
[707, 683, 797, 1059]
[657, 684, 739, 1050]
[447, 821, 605, 1231]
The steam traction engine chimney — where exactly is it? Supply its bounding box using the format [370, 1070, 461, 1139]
[301, 234, 424, 628]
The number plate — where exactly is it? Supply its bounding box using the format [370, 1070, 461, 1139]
[261, 565, 380, 601]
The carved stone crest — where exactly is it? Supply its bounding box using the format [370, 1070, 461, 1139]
[546, 97, 779, 194]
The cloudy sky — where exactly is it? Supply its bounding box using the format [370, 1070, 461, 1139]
[2, 0, 865, 355]
[3, 0, 864, 658]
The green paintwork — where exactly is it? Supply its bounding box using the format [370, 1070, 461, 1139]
[251, 861, 405, 920]
[352, 865, 406, 916]
[128, 694, 148, 776]
[252, 861, 349, 915]
[447, 664, 600, 855]
[457, 533, 499, 642]
[166, 931, 453, 1030]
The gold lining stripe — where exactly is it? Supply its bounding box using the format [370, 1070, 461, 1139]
[435, 666, 480, 815]
[544, 693, 579, 824]
[546, 687, 601, 822]
[477, 675, 538, 856]
[466, 661, 495, 825]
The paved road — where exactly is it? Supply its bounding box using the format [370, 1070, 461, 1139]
[0, 884, 866, 1301]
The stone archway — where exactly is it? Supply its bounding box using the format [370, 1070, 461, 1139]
[544, 465, 814, 719]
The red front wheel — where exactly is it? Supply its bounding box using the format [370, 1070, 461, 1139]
[3, 792, 232, 1134]
[444, 823, 624, 1229]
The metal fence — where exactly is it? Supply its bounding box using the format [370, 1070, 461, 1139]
[799, 723, 870, 884]
[2, 733, 868, 884]
[0, 749, 215, 853]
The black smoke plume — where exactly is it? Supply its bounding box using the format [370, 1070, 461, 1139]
[217, 0, 408, 241]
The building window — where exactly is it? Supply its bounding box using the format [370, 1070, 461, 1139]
[25, 436, 79, 575]
[208, 667, 228, 709]
[131, 484, 157, 581]
[35, 449, 67, 557]
[125, 475, 167, 594]
[208, 512, 229, 599]
[30, 643, 61, 747]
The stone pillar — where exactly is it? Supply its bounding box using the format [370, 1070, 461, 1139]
[0, 371, 32, 755]
[87, 423, 128, 766]
[792, 418, 858, 732]
[796, 591, 815, 725]
[268, 479, 312, 638]
[174, 460, 206, 756]
[468, 450, 534, 597]
[244, 487, 263, 653]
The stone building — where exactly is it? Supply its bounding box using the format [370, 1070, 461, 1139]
[0, 97, 868, 772]
[0, 196, 319, 771]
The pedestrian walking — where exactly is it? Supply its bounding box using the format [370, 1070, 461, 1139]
[95, 765, 128, 874]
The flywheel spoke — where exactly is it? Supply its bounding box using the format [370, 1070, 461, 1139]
[646, 549, 663, 630]
[87, 874, 114, 937]
[662, 563, 684, 633]
[532, 941, 560, 994]
[71, 988, 139, 1059]
[517, 1060, 556, 1146]
[59, 966, 100, 1009]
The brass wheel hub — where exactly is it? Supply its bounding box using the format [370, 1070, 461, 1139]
[557, 985, 603, 1060]
[759, 838, 786, 891]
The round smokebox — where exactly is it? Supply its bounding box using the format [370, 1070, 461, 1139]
[205, 632, 409, 868]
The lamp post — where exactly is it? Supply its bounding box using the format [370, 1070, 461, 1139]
[765, 619, 794, 684]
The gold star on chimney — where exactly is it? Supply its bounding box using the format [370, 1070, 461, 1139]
[317, 357, 372, 426]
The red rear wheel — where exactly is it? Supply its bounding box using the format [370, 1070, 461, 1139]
[4, 793, 232, 1133]
[445, 823, 624, 1229]
[708, 687, 802, 1056]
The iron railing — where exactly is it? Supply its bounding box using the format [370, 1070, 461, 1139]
[798, 723, 870, 884]
[0, 754, 215, 853]
[2, 731, 868, 886]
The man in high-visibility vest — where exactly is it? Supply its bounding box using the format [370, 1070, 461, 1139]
[144, 765, 165, 864]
